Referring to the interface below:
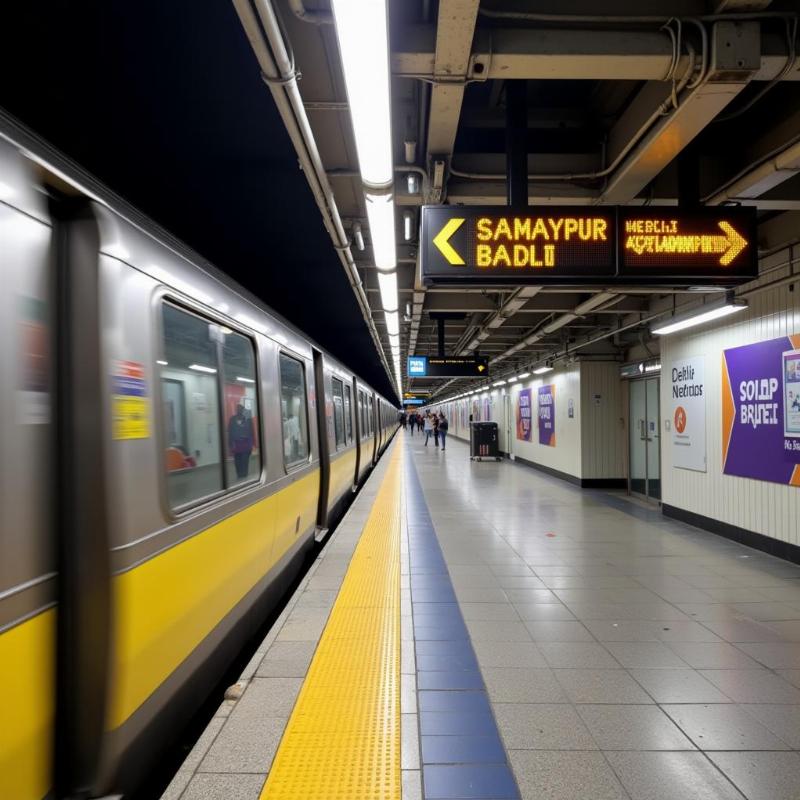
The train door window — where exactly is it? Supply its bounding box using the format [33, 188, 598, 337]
[160, 303, 223, 508]
[221, 329, 261, 486]
[359, 391, 367, 438]
[344, 384, 353, 443]
[279, 353, 310, 468]
[331, 377, 345, 449]
[369, 396, 375, 435]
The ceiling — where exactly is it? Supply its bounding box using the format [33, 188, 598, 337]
[242, 0, 800, 400]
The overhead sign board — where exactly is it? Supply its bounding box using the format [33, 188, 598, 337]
[421, 205, 757, 287]
[407, 355, 489, 379]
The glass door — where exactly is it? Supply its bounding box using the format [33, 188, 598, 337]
[628, 378, 661, 500]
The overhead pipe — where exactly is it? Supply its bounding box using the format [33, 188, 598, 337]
[231, 0, 396, 390]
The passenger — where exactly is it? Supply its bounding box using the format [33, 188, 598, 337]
[438, 411, 448, 451]
[423, 411, 434, 446]
[409, 412, 415, 435]
[228, 404, 254, 479]
[432, 411, 440, 447]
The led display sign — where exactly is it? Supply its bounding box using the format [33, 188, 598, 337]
[617, 208, 757, 281]
[421, 206, 757, 286]
[407, 355, 489, 379]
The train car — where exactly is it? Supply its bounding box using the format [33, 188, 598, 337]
[0, 124, 397, 800]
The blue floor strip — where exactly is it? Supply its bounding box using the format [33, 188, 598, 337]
[404, 446, 520, 800]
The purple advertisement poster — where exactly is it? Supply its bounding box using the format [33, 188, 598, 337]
[516, 388, 532, 441]
[722, 334, 800, 486]
[538, 384, 556, 447]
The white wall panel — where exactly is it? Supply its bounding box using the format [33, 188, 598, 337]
[580, 362, 626, 480]
[660, 264, 800, 547]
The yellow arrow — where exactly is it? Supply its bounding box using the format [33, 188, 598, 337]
[718, 221, 747, 266]
[433, 217, 466, 265]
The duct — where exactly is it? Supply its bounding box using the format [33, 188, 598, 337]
[232, 0, 396, 390]
[705, 137, 800, 204]
[459, 286, 542, 354]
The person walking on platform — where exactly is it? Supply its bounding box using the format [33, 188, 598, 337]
[432, 411, 440, 447]
[438, 411, 448, 451]
[408, 412, 415, 435]
[423, 411, 434, 446]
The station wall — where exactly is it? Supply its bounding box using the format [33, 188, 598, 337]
[438, 361, 624, 486]
[660, 264, 800, 553]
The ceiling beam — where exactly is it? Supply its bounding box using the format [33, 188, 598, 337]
[393, 25, 798, 83]
[602, 23, 760, 202]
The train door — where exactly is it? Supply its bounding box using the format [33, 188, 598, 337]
[0, 142, 58, 800]
[312, 349, 330, 532]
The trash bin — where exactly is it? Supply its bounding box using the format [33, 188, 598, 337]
[470, 421, 500, 461]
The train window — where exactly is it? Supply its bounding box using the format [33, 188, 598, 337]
[368, 396, 375, 435]
[344, 384, 353, 443]
[222, 329, 260, 486]
[331, 377, 345, 449]
[359, 391, 367, 439]
[279, 353, 310, 468]
[160, 303, 223, 508]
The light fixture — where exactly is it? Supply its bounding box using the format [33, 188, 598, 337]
[330, 0, 393, 187]
[189, 364, 217, 374]
[492, 380, 506, 387]
[533, 366, 553, 375]
[652, 297, 747, 335]
[156, 360, 168, 366]
[403, 210, 414, 242]
[236, 376, 255, 384]
[377, 270, 398, 312]
[517, 372, 531, 379]
[385, 310, 400, 337]
[507, 376, 519, 383]
[353, 222, 365, 251]
[365, 193, 397, 271]
[644, 363, 661, 373]
[407, 173, 419, 194]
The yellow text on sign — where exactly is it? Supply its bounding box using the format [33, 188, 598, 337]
[623, 220, 747, 266]
[113, 395, 150, 439]
[474, 216, 608, 270]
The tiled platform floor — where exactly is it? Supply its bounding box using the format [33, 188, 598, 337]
[411, 434, 800, 800]
[162, 431, 800, 800]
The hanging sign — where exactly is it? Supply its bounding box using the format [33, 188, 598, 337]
[722, 335, 800, 486]
[421, 205, 757, 286]
[670, 356, 706, 472]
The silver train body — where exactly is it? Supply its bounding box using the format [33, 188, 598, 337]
[0, 126, 397, 799]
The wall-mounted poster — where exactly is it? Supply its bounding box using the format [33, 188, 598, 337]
[671, 355, 706, 472]
[538, 384, 556, 446]
[516, 388, 532, 441]
[482, 396, 491, 422]
[722, 334, 800, 486]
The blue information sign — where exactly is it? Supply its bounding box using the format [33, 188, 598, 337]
[408, 356, 428, 377]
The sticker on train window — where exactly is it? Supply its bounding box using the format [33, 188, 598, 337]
[112, 359, 150, 439]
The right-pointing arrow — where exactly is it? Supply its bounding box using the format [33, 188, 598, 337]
[719, 221, 747, 266]
[433, 218, 466, 265]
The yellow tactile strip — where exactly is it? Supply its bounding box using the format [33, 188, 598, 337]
[261, 446, 402, 800]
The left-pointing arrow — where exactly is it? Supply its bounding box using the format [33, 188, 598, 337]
[433, 218, 466, 265]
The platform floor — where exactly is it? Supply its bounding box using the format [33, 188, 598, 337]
[163, 432, 800, 800]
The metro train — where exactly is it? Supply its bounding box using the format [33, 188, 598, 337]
[0, 124, 397, 799]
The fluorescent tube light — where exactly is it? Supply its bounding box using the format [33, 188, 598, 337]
[403, 210, 413, 241]
[385, 310, 400, 337]
[156, 360, 168, 366]
[236, 376, 255, 384]
[407, 173, 418, 194]
[189, 364, 217, 374]
[533, 366, 553, 375]
[652, 301, 747, 335]
[331, 0, 393, 188]
[365, 193, 397, 270]
[507, 376, 519, 383]
[517, 372, 531, 379]
[377, 270, 398, 312]
[492, 380, 507, 387]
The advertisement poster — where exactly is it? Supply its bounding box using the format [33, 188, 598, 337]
[482, 396, 491, 422]
[670, 355, 706, 472]
[516, 388, 532, 441]
[112, 359, 150, 440]
[722, 335, 800, 485]
[538, 384, 556, 446]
